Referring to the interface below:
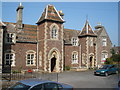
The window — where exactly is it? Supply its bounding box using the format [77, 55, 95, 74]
[10, 82, 30, 89]
[6, 33, 16, 44]
[26, 51, 36, 66]
[72, 52, 78, 64]
[51, 26, 58, 39]
[26, 54, 35, 65]
[5, 53, 15, 66]
[72, 37, 78, 46]
[89, 38, 93, 46]
[44, 83, 62, 90]
[31, 84, 43, 90]
[102, 37, 107, 46]
[101, 52, 108, 62]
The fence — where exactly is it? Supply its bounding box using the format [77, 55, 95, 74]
[1, 72, 59, 90]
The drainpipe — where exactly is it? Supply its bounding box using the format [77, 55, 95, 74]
[36, 27, 39, 71]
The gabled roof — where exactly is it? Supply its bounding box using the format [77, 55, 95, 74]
[36, 4, 65, 24]
[79, 20, 97, 37]
[4, 22, 37, 43]
[64, 29, 81, 44]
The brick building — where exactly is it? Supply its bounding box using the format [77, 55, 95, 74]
[0, 4, 112, 73]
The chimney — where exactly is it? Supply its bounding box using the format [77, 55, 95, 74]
[59, 10, 64, 19]
[16, 2, 24, 30]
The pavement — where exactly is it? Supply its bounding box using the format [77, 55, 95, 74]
[58, 70, 119, 88]
[2, 70, 119, 89]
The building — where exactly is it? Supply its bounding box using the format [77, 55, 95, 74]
[1, 3, 112, 73]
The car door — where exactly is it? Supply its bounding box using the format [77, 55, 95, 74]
[109, 65, 116, 74]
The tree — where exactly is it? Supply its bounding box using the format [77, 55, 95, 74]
[110, 48, 115, 55]
[111, 54, 120, 62]
[105, 58, 113, 64]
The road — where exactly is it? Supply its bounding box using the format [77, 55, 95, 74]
[58, 70, 119, 88]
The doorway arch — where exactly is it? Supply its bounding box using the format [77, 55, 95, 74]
[51, 57, 56, 72]
[48, 48, 61, 73]
[90, 56, 93, 68]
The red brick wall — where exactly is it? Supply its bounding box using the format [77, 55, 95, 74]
[64, 45, 80, 67]
[4, 43, 37, 71]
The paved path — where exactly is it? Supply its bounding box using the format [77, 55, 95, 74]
[58, 70, 119, 88]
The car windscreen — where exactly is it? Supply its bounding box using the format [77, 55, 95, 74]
[8, 82, 30, 90]
[101, 65, 110, 69]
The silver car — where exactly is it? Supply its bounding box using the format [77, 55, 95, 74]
[8, 78, 73, 90]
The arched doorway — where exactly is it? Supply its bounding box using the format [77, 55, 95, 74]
[51, 57, 56, 72]
[89, 56, 93, 68]
[48, 48, 61, 73]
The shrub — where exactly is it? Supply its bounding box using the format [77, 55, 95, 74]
[12, 70, 21, 73]
[105, 58, 113, 64]
[64, 66, 71, 71]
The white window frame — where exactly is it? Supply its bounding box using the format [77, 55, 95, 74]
[102, 37, 107, 46]
[101, 52, 108, 61]
[5, 53, 15, 66]
[72, 37, 78, 46]
[6, 33, 16, 44]
[72, 51, 78, 64]
[26, 51, 36, 66]
[51, 26, 58, 39]
[89, 38, 93, 46]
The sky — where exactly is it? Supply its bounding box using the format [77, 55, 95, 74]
[1, 2, 119, 46]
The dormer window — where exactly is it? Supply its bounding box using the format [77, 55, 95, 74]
[6, 33, 16, 44]
[51, 26, 58, 39]
[72, 37, 78, 46]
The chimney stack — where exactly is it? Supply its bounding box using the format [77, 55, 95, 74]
[16, 2, 24, 30]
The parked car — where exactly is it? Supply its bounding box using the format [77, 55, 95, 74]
[94, 64, 118, 76]
[8, 78, 73, 90]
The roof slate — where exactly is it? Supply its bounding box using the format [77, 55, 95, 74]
[64, 29, 81, 44]
[37, 5, 64, 24]
[4, 22, 37, 42]
[80, 20, 96, 37]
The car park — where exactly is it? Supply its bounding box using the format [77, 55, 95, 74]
[94, 64, 118, 76]
[8, 78, 73, 90]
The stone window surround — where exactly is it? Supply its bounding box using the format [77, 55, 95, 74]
[50, 23, 59, 40]
[26, 50, 36, 66]
[101, 50, 108, 62]
[71, 37, 78, 46]
[102, 37, 107, 46]
[5, 33, 16, 44]
[72, 51, 78, 64]
[5, 52, 15, 67]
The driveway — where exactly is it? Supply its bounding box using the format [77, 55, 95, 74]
[2, 70, 119, 89]
[58, 70, 119, 88]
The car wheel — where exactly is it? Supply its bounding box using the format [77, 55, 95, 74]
[105, 72, 108, 76]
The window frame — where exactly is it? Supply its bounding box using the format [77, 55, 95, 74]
[6, 33, 16, 44]
[26, 50, 36, 66]
[102, 37, 107, 46]
[5, 53, 15, 66]
[101, 52, 108, 62]
[72, 37, 78, 46]
[51, 26, 58, 39]
[72, 51, 78, 64]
